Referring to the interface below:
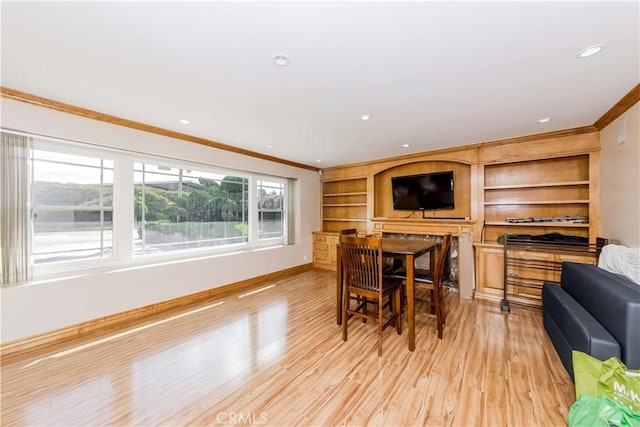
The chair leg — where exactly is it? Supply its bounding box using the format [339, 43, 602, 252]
[441, 288, 446, 325]
[377, 300, 383, 357]
[362, 297, 368, 323]
[429, 289, 435, 314]
[342, 289, 349, 342]
[434, 286, 443, 340]
[394, 287, 402, 335]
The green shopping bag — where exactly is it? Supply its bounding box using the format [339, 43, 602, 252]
[573, 351, 640, 412]
[567, 395, 640, 427]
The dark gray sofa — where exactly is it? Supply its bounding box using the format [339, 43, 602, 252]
[542, 262, 640, 379]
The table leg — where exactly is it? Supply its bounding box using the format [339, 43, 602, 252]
[407, 253, 415, 351]
[429, 247, 436, 315]
[336, 245, 343, 325]
[430, 246, 436, 271]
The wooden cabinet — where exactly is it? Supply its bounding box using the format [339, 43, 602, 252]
[474, 244, 505, 302]
[505, 250, 555, 301]
[315, 178, 367, 270]
[476, 150, 601, 307]
[322, 178, 368, 233]
[312, 231, 339, 270]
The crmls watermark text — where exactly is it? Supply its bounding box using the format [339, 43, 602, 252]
[216, 412, 268, 424]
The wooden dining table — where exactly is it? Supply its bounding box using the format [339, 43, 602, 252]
[336, 237, 437, 351]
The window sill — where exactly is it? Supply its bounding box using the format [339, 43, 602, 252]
[29, 242, 288, 285]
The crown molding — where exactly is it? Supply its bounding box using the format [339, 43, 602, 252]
[0, 87, 320, 172]
[321, 125, 597, 172]
[594, 83, 640, 130]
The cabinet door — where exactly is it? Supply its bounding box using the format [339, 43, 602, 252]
[312, 234, 330, 266]
[506, 250, 555, 299]
[329, 235, 339, 264]
[475, 247, 504, 300]
[312, 233, 339, 270]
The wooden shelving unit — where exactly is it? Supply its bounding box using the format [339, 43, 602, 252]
[316, 129, 602, 307]
[482, 155, 592, 243]
[322, 178, 368, 233]
[475, 153, 599, 306]
[312, 177, 369, 270]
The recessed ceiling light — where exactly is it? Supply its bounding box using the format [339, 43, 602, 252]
[537, 117, 552, 124]
[273, 53, 289, 67]
[316, 160, 322, 163]
[266, 144, 273, 149]
[402, 144, 410, 148]
[360, 115, 371, 121]
[577, 44, 604, 58]
[179, 119, 190, 124]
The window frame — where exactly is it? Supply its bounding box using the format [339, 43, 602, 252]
[132, 157, 252, 257]
[31, 139, 121, 277]
[256, 177, 288, 243]
[20, 134, 293, 280]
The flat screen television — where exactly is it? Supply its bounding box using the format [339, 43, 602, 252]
[392, 171, 454, 210]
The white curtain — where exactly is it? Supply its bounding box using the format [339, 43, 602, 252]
[1, 132, 32, 285]
[286, 178, 297, 245]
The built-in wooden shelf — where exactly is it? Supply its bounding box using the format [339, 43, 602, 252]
[323, 203, 367, 207]
[484, 200, 589, 206]
[323, 218, 368, 222]
[484, 221, 589, 228]
[322, 178, 368, 234]
[482, 156, 592, 242]
[323, 192, 367, 197]
[484, 180, 589, 190]
[371, 217, 474, 224]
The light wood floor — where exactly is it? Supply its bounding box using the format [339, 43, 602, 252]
[1, 269, 575, 426]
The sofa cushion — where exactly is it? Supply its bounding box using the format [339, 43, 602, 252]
[542, 283, 620, 377]
[543, 308, 577, 378]
[560, 263, 640, 369]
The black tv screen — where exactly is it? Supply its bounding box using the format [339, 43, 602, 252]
[392, 171, 454, 210]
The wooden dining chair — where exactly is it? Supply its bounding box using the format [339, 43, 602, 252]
[340, 235, 402, 356]
[392, 233, 452, 339]
[340, 228, 367, 316]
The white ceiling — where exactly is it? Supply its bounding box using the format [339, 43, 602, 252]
[2, 2, 639, 168]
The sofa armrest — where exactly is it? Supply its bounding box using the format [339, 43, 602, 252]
[542, 283, 620, 378]
[560, 262, 640, 369]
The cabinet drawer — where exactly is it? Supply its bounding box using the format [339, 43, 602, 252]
[557, 254, 596, 265]
[509, 250, 554, 261]
[313, 234, 329, 244]
[313, 250, 330, 264]
[506, 265, 555, 282]
[313, 243, 329, 253]
[508, 283, 543, 299]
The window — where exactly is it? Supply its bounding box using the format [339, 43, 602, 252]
[1, 129, 296, 278]
[134, 162, 249, 255]
[257, 179, 286, 241]
[31, 148, 114, 264]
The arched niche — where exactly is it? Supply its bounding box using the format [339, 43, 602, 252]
[374, 161, 471, 219]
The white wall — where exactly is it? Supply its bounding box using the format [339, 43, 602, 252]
[0, 98, 321, 343]
[599, 101, 640, 247]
